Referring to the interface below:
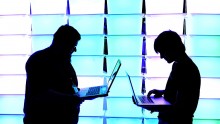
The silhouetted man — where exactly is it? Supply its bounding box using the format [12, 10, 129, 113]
[23, 25, 83, 124]
[146, 30, 201, 124]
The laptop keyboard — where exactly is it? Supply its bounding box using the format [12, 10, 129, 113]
[86, 87, 100, 95]
[138, 96, 154, 103]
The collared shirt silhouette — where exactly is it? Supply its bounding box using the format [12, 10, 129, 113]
[23, 25, 83, 124]
[146, 30, 201, 124]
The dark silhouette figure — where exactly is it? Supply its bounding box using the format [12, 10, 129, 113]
[23, 25, 84, 124]
[146, 30, 201, 124]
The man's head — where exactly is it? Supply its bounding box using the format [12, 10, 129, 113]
[51, 24, 81, 56]
[154, 30, 185, 63]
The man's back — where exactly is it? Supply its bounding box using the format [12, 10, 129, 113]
[159, 56, 201, 123]
[23, 48, 79, 123]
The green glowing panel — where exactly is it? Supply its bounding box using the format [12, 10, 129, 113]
[192, 57, 220, 77]
[78, 117, 103, 124]
[31, 35, 53, 53]
[107, 118, 144, 124]
[107, 0, 142, 14]
[186, 36, 220, 56]
[187, 15, 220, 35]
[69, 15, 104, 35]
[108, 36, 142, 55]
[107, 15, 142, 35]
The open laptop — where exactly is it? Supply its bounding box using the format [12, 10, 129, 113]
[74, 59, 121, 100]
[126, 72, 171, 109]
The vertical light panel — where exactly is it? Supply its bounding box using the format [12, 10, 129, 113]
[192, 57, 220, 77]
[0, 56, 27, 74]
[106, 57, 142, 76]
[107, 36, 142, 56]
[74, 35, 104, 56]
[107, 15, 142, 35]
[186, 14, 220, 35]
[30, 0, 67, 14]
[69, 0, 105, 14]
[31, 15, 67, 35]
[146, 57, 172, 78]
[71, 56, 103, 76]
[145, 15, 184, 35]
[68, 15, 104, 35]
[187, 0, 220, 14]
[185, 36, 220, 56]
[107, 0, 142, 14]
[0, 36, 31, 55]
[0, 75, 26, 94]
[105, 98, 143, 117]
[31, 35, 53, 53]
[0, 0, 30, 15]
[0, 16, 31, 35]
[145, 0, 183, 14]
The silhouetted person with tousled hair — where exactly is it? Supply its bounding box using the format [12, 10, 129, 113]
[146, 30, 201, 124]
[23, 24, 84, 124]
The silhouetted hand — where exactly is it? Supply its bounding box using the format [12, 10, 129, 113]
[73, 94, 84, 105]
[147, 89, 164, 98]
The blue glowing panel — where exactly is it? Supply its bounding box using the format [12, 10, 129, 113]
[185, 36, 220, 56]
[145, 0, 183, 14]
[146, 36, 185, 56]
[0, 75, 26, 94]
[78, 117, 103, 124]
[0, 16, 31, 34]
[200, 78, 220, 98]
[31, 15, 67, 35]
[0, 0, 30, 15]
[194, 99, 220, 119]
[31, 0, 67, 14]
[107, 118, 143, 124]
[69, 0, 104, 14]
[146, 57, 172, 77]
[71, 56, 103, 76]
[0, 95, 24, 114]
[0, 56, 27, 74]
[0, 115, 24, 124]
[31, 35, 53, 53]
[145, 15, 184, 35]
[0, 36, 31, 54]
[107, 15, 142, 35]
[107, 0, 142, 14]
[187, 15, 220, 35]
[192, 57, 220, 77]
[108, 77, 142, 97]
[69, 15, 104, 35]
[74, 35, 104, 56]
[107, 36, 142, 55]
[105, 98, 143, 117]
[79, 98, 104, 116]
[106, 57, 142, 76]
[187, 0, 220, 14]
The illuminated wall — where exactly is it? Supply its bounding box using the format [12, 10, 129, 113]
[0, 0, 220, 124]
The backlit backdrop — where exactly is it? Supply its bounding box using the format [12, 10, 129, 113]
[0, 0, 220, 123]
